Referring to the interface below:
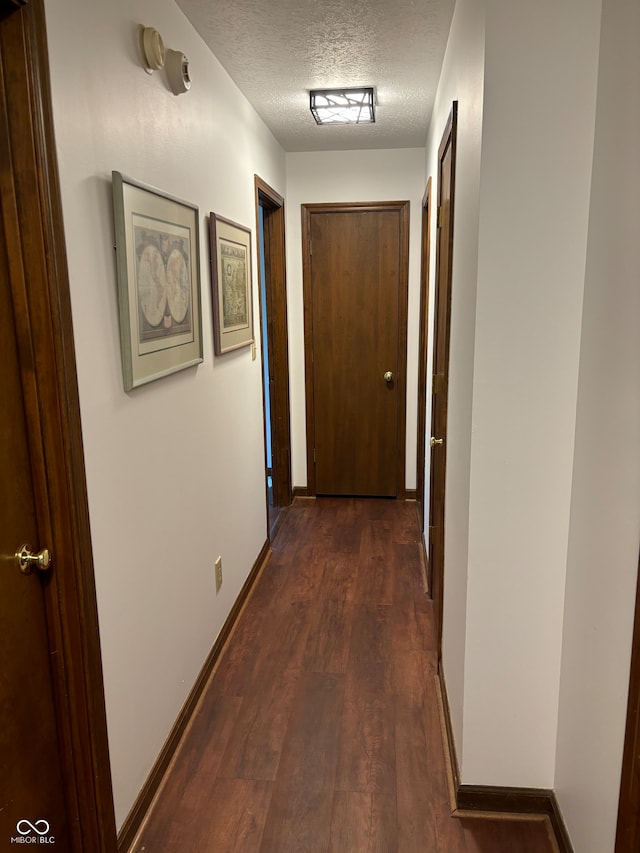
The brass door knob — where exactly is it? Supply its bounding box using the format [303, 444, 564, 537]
[384, 371, 394, 383]
[430, 437, 444, 447]
[15, 544, 52, 575]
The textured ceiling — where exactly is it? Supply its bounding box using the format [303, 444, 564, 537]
[176, 0, 456, 152]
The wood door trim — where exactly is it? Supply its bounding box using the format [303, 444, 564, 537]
[615, 550, 640, 848]
[254, 176, 292, 529]
[431, 101, 458, 661]
[301, 200, 410, 497]
[416, 177, 433, 532]
[2, 2, 116, 849]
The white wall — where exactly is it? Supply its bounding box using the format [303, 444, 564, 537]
[462, 0, 603, 786]
[285, 149, 426, 491]
[554, 0, 640, 847]
[44, 0, 285, 829]
[423, 0, 485, 763]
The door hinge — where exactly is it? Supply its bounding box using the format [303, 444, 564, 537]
[437, 205, 443, 228]
[313, 447, 316, 463]
[309, 238, 312, 256]
[429, 525, 436, 544]
[433, 373, 446, 395]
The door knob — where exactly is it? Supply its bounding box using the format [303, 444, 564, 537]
[430, 437, 443, 447]
[15, 544, 52, 575]
[383, 371, 394, 383]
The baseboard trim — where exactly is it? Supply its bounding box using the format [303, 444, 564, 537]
[437, 670, 574, 853]
[457, 784, 555, 815]
[548, 792, 574, 853]
[436, 666, 460, 796]
[292, 488, 418, 500]
[117, 538, 271, 853]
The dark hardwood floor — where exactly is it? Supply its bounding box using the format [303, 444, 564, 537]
[132, 498, 556, 852]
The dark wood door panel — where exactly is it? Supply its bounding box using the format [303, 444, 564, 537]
[0, 205, 70, 848]
[429, 103, 457, 656]
[303, 202, 409, 498]
[312, 210, 399, 496]
[0, 29, 70, 843]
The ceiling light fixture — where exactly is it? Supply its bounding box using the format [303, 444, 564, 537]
[309, 88, 376, 126]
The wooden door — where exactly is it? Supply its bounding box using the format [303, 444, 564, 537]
[616, 552, 640, 850]
[416, 178, 433, 537]
[0, 201, 70, 848]
[0, 2, 116, 850]
[302, 202, 409, 497]
[429, 103, 457, 654]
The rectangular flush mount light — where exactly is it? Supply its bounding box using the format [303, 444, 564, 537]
[309, 88, 375, 125]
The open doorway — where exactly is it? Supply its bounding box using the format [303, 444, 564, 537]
[254, 176, 292, 538]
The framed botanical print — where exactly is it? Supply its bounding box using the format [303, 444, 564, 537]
[209, 213, 254, 355]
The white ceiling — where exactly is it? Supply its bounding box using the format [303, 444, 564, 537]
[176, 0, 456, 152]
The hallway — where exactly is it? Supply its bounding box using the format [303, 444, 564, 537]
[132, 499, 556, 852]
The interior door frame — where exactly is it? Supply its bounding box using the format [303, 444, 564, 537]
[429, 103, 458, 658]
[1, 1, 116, 849]
[254, 175, 292, 536]
[616, 551, 640, 848]
[416, 177, 433, 537]
[301, 200, 410, 498]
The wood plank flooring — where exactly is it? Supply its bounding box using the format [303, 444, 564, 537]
[132, 498, 556, 852]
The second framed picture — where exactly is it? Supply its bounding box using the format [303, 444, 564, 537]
[209, 213, 254, 355]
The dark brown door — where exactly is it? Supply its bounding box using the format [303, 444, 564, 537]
[429, 103, 457, 653]
[0, 3, 116, 850]
[302, 202, 409, 497]
[0, 210, 70, 847]
[0, 25, 71, 838]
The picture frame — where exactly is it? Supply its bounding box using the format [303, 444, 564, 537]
[112, 171, 203, 390]
[209, 213, 254, 355]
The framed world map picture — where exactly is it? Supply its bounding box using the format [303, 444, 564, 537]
[112, 172, 203, 390]
[209, 213, 254, 355]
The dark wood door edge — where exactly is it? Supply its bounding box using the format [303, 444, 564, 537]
[615, 550, 640, 850]
[437, 669, 574, 853]
[416, 177, 432, 528]
[5, 2, 117, 849]
[117, 539, 271, 852]
[431, 101, 459, 663]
